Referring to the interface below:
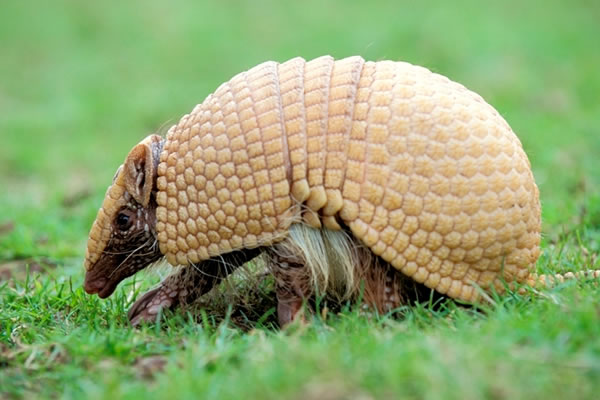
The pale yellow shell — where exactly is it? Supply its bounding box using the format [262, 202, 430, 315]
[155, 56, 541, 303]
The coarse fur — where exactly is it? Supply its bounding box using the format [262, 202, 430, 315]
[268, 223, 435, 307]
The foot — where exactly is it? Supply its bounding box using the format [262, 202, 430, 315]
[128, 285, 179, 326]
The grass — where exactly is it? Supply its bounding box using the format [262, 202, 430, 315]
[1, 0, 600, 398]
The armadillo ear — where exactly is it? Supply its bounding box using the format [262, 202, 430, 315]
[123, 135, 161, 206]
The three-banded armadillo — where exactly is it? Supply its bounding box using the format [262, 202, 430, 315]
[83, 55, 595, 326]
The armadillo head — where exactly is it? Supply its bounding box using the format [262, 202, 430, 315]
[83, 134, 165, 298]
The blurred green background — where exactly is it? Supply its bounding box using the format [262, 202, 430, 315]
[1, 0, 599, 269]
[2, 1, 600, 398]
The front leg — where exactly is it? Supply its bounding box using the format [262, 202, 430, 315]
[128, 248, 262, 325]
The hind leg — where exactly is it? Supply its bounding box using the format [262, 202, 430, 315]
[128, 248, 262, 325]
[359, 252, 441, 314]
[360, 262, 408, 313]
[350, 244, 430, 314]
[265, 247, 313, 327]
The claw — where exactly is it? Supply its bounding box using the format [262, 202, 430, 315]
[277, 296, 305, 327]
[128, 287, 176, 326]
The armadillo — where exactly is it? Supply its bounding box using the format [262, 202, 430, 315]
[83, 55, 597, 326]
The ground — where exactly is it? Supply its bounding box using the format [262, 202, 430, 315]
[1, 0, 600, 399]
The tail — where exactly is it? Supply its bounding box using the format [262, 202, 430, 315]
[523, 270, 600, 290]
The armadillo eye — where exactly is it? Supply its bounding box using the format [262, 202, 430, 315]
[116, 212, 133, 231]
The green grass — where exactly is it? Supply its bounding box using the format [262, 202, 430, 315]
[1, 0, 600, 398]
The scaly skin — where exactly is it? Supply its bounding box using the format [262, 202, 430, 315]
[82, 56, 598, 326]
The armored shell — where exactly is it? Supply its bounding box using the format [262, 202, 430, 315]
[154, 55, 541, 303]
